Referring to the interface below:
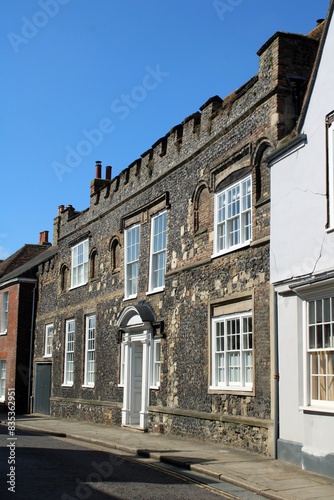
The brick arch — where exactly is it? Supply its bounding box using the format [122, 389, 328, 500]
[109, 236, 121, 273]
[192, 182, 211, 233]
[89, 247, 97, 279]
[60, 263, 69, 292]
[252, 139, 275, 202]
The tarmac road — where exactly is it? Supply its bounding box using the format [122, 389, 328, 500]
[0, 427, 258, 500]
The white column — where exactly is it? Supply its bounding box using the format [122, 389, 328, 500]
[121, 333, 131, 426]
[139, 331, 151, 429]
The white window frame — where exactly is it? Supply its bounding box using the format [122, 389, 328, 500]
[306, 298, 334, 408]
[63, 319, 75, 386]
[150, 339, 161, 389]
[213, 175, 252, 256]
[149, 211, 167, 293]
[71, 239, 89, 289]
[0, 360, 6, 402]
[44, 323, 53, 358]
[210, 312, 253, 391]
[1, 291, 9, 334]
[327, 112, 334, 230]
[124, 224, 140, 299]
[83, 315, 95, 387]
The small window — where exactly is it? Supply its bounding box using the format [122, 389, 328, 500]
[307, 298, 334, 405]
[110, 238, 121, 273]
[194, 185, 210, 233]
[60, 264, 69, 292]
[211, 312, 253, 391]
[214, 176, 252, 255]
[90, 249, 97, 279]
[71, 239, 89, 288]
[1, 292, 9, 334]
[84, 315, 95, 387]
[0, 360, 6, 402]
[44, 323, 53, 357]
[124, 224, 140, 298]
[63, 319, 75, 386]
[150, 339, 161, 388]
[149, 211, 167, 292]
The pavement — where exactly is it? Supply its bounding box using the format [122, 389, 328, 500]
[1, 413, 334, 500]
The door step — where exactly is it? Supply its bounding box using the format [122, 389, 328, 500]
[122, 425, 148, 433]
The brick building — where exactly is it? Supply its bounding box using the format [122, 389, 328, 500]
[33, 26, 320, 455]
[0, 233, 53, 414]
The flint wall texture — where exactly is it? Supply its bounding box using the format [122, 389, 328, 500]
[32, 31, 319, 455]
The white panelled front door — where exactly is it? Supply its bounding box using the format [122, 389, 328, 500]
[129, 342, 143, 425]
[121, 328, 151, 429]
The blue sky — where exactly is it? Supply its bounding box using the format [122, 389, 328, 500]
[1, 0, 330, 258]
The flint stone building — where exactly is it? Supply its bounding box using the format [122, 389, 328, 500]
[33, 26, 320, 455]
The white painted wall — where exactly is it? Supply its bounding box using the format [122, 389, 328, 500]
[271, 14, 334, 284]
[271, 8, 334, 473]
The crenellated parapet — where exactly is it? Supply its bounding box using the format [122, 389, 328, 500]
[53, 28, 320, 244]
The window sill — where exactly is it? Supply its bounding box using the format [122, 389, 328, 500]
[0, 397, 5, 403]
[0, 331, 7, 336]
[69, 282, 88, 291]
[209, 385, 253, 395]
[150, 385, 160, 390]
[123, 295, 137, 302]
[62, 383, 73, 388]
[82, 384, 95, 389]
[211, 241, 251, 259]
[299, 405, 334, 415]
[43, 355, 52, 359]
[146, 287, 165, 296]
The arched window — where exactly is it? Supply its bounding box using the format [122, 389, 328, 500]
[193, 183, 210, 233]
[90, 248, 97, 279]
[60, 264, 69, 292]
[110, 237, 121, 273]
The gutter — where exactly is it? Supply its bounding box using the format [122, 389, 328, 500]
[267, 134, 307, 167]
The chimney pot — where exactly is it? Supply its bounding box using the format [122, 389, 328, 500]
[106, 165, 112, 180]
[95, 160, 102, 179]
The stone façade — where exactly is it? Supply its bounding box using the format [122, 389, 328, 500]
[32, 30, 320, 455]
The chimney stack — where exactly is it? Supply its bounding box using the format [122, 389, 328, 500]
[106, 165, 112, 180]
[95, 160, 102, 179]
[39, 230, 49, 245]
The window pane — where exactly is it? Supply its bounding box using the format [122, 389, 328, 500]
[216, 353, 224, 383]
[324, 298, 331, 322]
[316, 325, 323, 349]
[228, 352, 240, 383]
[125, 225, 140, 297]
[150, 212, 167, 290]
[309, 325, 316, 349]
[212, 313, 252, 390]
[309, 301, 315, 324]
[215, 176, 251, 253]
[316, 300, 323, 323]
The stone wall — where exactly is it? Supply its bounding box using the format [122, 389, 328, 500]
[33, 29, 320, 455]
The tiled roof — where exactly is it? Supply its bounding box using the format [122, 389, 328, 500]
[0, 245, 58, 285]
[0, 244, 51, 278]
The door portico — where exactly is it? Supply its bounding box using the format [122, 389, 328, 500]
[117, 304, 155, 429]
